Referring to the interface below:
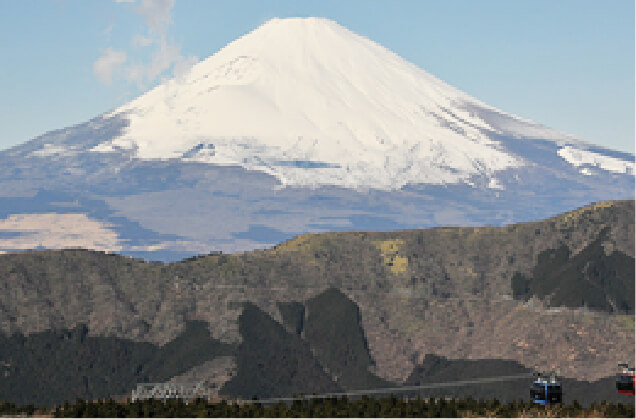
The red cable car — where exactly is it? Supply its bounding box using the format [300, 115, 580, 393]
[616, 363, 635, 396]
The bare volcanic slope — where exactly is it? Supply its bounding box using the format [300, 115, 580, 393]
[0, 18, 633, 259]
[0, 200, 633, 391]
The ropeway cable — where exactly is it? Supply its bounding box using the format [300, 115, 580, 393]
[177, 284, 516, 302]
[242, 372, 536, 404]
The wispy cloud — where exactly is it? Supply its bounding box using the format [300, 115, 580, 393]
[104, 23, 115, 36]
[93, 0, 198, 87]
[131, 34, 153, 48]
[136, 0, 174, 33]
[93, 48, 127, 85]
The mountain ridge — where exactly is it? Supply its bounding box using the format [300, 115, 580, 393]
[0, 200, 633, 384]
[1, 296, 631, 407]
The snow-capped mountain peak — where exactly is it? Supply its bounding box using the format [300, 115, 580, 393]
[2, 18, 634, 260]
[90, 17, 632, 189]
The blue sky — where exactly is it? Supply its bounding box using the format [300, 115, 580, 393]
[1, 0, 634, 153]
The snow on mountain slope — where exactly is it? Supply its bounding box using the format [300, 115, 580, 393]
[89, 17, 632, 190]
[558, 146, 633, 175]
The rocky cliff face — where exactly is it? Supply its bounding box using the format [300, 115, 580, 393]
[0, 200, 633, 386]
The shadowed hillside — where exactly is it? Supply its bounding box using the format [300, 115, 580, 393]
[0, 321, 233, 406]
[303, 288, 390, 389]
[0, 290, 632, 407]
[219, 302, 340, 398]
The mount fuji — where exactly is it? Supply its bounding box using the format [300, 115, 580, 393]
[1, 17, 633, 260]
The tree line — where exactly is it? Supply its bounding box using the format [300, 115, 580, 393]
[2, 396, 633, 417]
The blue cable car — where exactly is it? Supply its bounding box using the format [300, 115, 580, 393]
[530, 372, 562, 404]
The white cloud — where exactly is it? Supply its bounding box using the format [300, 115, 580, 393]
[136, 0, 174, 33]
[146, 38, 182, 80]
[95, 0, 198, 87]
[125, 40, 197, 85]
[93, 48, 127, 85]
[131, 34, 153, 48]
[104, 23, 115, 36]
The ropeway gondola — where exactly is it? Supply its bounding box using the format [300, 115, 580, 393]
[530, 371, 562, 404]
[616, 362, 635, 396]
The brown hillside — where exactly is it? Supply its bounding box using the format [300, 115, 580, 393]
[0, 200, 633, 382]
